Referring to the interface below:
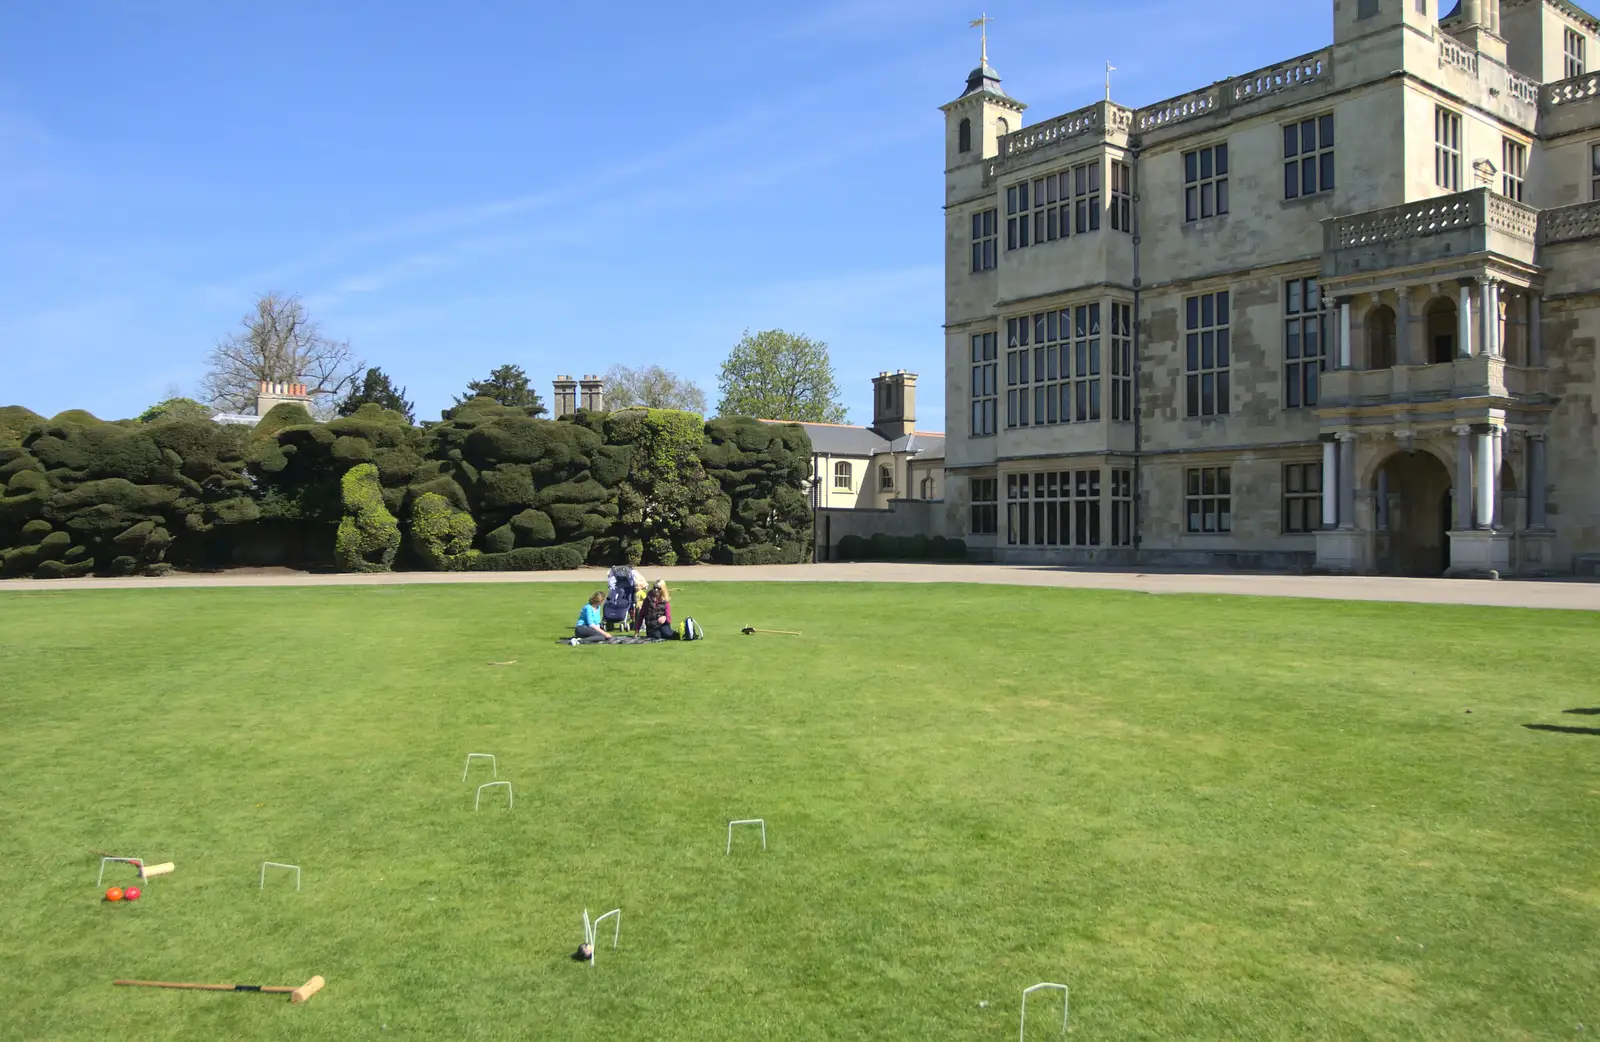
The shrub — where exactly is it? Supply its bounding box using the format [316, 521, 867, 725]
[943, 537, 968, 560]
[0, 406, 44, 447]
[333, 463, 400, 572]
[836, 534, 867, 561]
[483, 523, 515, 554]
[471, 538, 591, 571]
[509, 508, 556, 546]
[408, 492, 478, 571]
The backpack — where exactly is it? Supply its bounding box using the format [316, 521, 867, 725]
[682, 617, 703, 641]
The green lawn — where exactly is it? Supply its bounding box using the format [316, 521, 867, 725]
[1, 581, 1597, 1040]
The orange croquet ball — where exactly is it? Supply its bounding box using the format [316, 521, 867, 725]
[124, 887, 141, 901]
[105, 887, 124, 902]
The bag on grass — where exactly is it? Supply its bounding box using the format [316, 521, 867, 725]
[682, 617, 703, 641]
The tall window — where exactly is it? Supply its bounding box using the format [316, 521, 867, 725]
[1185, 291, 1230, 418]
[958, 117, 972, 154]
[1183, 144, 1229, 222]
[1110, 302, 1134, 422]
[1284, 277, 1325, 408]
[1435, 107, 1462, 191]
[1005, 180, 1032, 250]
[1073, 160, 1102, 234]
[1005, 471, 1102, 547]
[1283, 462, 1322, 534]
[970, 478, 998, 535]
[1567, 28, 1588, 79]
[833, 461, 852, 490]
[1005, 306, 1100, 428]
[970, 332, 998, 437]
[1110, 161, 1132, 232]
[1284, 115, 1334, 198]
[1030, 171, 1070, 244]
[1591, 142, 1599, 201]
[1501, 139, 1527, 202]
[1070, 304, 1102, 423]
[971, 209, 997, 272]
[879, 464, 894, 491]
[1184, 467, 1232, 534]
[1110, 468, 1134, 547]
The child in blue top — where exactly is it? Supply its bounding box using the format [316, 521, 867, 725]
[573, 591, 613, 644]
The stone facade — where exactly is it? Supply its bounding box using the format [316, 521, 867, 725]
[940, 0, 1600, 576]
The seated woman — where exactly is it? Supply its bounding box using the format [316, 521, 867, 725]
[635, 580, 676, 640]
[572, 591, 614, 645]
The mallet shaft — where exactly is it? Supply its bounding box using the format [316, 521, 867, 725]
[113, 975, 325, 1003]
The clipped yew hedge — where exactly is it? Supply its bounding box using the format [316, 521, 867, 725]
[0, 399, 813, 578]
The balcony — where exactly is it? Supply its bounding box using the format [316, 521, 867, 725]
[1323, 188, 1538, 277]
[1318, 356, 1547, 410]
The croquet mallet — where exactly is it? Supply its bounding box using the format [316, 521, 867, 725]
[89, 850, 175, 879]
[741, 626, 802, 636]
[113, 975, 325, 1004]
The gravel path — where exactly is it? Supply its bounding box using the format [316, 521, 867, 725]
[2, 563, 1597, 610]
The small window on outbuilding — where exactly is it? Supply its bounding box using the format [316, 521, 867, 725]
[833, 461, 852, 490]
[879, 464, 894, 491]
[958, 117, 972, 154]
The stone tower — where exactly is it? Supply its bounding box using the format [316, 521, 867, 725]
[870, 370, 917, 441]
[1333, 0, 1441, 44]
[552, 375, 577, 418]
[938, 51, 1026, 170]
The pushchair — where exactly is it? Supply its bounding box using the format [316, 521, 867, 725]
[603, 565, 645, 631]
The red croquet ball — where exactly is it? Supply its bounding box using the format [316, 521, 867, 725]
[124, 887, 141, 901]
[105, 887, 124, 902]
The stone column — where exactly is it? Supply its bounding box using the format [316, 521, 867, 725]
[1528, 293, 1543, 367]
[1395, 287, 1414, 366]
[1458, 283, 1474, 358]
[1480, 280, 1496, 359]
[1529, 434, 1548, 528]
[1454, 425, 1473, 530]
[1338, 300, 1352, 369]
[1476, 427, 1496, 529]
[1376, 467, 1390, 531]
[1322, 438, 1338, 528]
[1338, 433, 1357, 531]
[1484, 428, 1497, 531]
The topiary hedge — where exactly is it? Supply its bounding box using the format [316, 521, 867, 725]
[333, 463, 400, 572]
[835, 533, 966, 562]
[0, 398, 817, 577]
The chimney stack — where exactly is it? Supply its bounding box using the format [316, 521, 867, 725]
[579, 373, 605, 413]
[552, 375, 578, 419]
[870, 370, 917, 441]
[255, 380, 313, 417]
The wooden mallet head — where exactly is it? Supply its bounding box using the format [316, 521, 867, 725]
[289, 976, 325, 1004]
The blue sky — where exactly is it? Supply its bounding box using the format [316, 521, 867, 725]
[0, 0, 1329, 426]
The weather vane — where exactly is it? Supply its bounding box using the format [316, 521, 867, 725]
[969, 13, 991, 65]
[1105, 60, 1117, 101]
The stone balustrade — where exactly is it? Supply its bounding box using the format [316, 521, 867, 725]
[1545, 72, 1600, 107]
[1504, 68, 1540, 106]
[1232, 52, 1328, 104]
[1323, 188, 1538, 276]
[1439, 35, 1479, 77]
[1134, 87, 1218, 132]
[1538, 200, 1600, 245]
[999, 103, 1117, 161]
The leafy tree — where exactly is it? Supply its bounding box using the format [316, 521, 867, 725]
[603, 364, 708, 414]
[449, 364, 546, 417]
[337, 368, 415, 424]
[716, 329, 847, 423]
[202, 293, 364, 418]
[138, 397, 213, 425]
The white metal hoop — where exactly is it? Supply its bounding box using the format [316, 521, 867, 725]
[1020, 982, 1069, 1040]
[475, 781, 513, 810]
[726, 818, 766, 855]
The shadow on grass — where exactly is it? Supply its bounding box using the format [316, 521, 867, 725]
[1524, 723, 1600, 737]
[1562, 707, 1600, 716]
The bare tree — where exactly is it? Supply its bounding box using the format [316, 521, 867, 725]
[202, 293, 364, 419]
[604, 364, 709, 414]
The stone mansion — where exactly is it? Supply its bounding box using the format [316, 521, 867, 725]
[937, 0, 1600, 576]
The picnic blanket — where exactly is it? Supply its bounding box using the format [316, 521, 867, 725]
[558, 635, 664, 645]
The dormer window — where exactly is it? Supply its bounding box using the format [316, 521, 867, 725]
[958, 117, 972, 153]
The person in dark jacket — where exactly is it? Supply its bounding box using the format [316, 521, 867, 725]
[635, 580, 676, 640]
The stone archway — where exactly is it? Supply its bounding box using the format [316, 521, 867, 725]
[1425, 298, 1457, 363]
[1365, 305, 1397, 370]
[1375, 449, 1453, 576]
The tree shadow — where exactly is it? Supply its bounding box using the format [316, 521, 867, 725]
[1562, 707, 1600, 716]
[1524, 723, 1600, 737]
